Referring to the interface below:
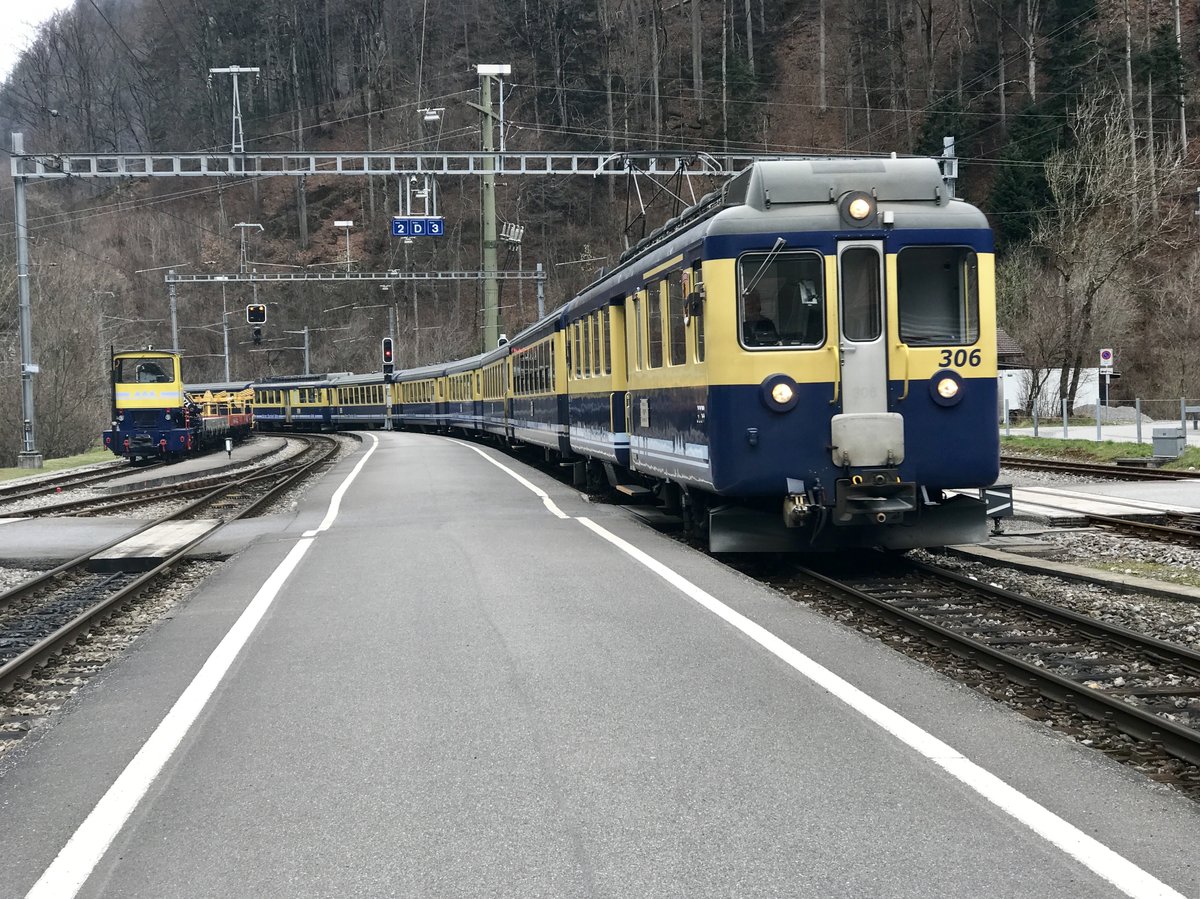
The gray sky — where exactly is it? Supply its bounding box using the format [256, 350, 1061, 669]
[0, 0, 75, 81]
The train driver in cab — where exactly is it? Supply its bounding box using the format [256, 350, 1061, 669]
[742, 288, 779, 346]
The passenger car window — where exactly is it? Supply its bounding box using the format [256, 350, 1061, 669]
[647, 281, 664, 368]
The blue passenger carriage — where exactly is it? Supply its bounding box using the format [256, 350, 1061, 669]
[251, 376, 337, 431]
[393, 362, 447, 431]
[329, 372, 392, 430]
[508, 318, 568, 456]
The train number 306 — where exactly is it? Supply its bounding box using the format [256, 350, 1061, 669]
[939, 349, 982, 368]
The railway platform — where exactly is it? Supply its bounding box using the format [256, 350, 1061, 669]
[1, 431, 1199, 897]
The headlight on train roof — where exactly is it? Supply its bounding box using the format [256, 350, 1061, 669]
[761, 373, 800, 412]
[838, 190, 877, 227]
[929, 369, 965, 407]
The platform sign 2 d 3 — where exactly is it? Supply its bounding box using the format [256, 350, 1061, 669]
[391, 216, 445, 237]
[1099, 347, 1114, 374]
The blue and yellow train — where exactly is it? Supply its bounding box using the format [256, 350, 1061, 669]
[254, 157, 998, 551]
[103, 350, 254, 461]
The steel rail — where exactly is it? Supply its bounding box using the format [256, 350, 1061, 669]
[798, 558, 1200, 766]
[1000, 455, 1199, 480]
[1083, 512, 1200, 548]
[0, 436, 338, 692]
[0, 461, 162, 504]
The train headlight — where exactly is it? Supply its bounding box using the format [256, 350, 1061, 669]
[929, 370, 966, 407]
[761, 373, 800, 412]
[838, 191, 877, 228]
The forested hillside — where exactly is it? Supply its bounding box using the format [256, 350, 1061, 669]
[0, 0, 1197, 461]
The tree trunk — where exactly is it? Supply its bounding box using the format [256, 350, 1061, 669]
[650, 1, 662, 147]
[692, 0, 703, 120]
[1125, 0, 1136, 198]
[1024, 0, 1039, 103]
[819, 0, 827, 110]
[745, 0, 754, 76]
[1173, 0, 1187, 156]
[292, 40, 309, 249]
[722, 0, 728, 153]
[997, 15, 1007, 133]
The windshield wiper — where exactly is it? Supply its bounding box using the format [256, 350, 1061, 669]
[742, 237, 787, 297]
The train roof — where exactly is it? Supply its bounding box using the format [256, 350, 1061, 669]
[445, 352, 490, 375]
[327, 371, 386, 386]
[251, 376, 337, 389]
[558, 155, 989, 321]
[185, 380, 254, 393]
[390, 360, 453, 381]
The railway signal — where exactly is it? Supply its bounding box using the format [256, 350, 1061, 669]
[252, 326, 262, 346]
[382, 337, 394, 374]
[246, 304, 267, 324]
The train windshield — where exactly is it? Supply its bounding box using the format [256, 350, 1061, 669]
[737, 251, 825, 348]
[114, 356, 176, 383]
[896, 246, 980, 346]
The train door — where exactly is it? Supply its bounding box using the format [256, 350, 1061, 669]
[831, 240, 903, 467]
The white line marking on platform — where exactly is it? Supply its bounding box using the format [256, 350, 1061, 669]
[0, 517, 28, 525]
[459, 442, 568, 518]
[573, 516, 1185, 899]
[304, 433, 379, 536]
[455, 445, 1188, 896]
[27, 436, 375, 898]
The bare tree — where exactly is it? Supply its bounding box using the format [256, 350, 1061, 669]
[1031, 90, 1185, 409]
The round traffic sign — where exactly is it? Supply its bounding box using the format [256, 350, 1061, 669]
[1100, 348, 1113, 363]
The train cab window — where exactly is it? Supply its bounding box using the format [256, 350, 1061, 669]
[897, 246, 980, 346]
[667, 271, 686, 365]
[647, 281, 664, 368]
[116, 357, 177, 383]
[737, 251, 825, 348]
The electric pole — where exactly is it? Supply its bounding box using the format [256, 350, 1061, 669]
[472, 64, 509, 351]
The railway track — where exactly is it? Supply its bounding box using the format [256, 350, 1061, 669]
[0, 435, 339, 693]
[0, 460, 164, 506]
[6, 437, 328, 518]
[1000, 455, 1200, 480]
[1081, 511, 1200, 548]
[794, 555, 1200, 767]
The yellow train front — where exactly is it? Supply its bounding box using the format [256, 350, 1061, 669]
[103, 350, 253, 461]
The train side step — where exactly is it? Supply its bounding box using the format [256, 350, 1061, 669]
[614, 484, 654, 498]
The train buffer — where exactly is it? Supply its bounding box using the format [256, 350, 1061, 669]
[89, 520, 220, 573]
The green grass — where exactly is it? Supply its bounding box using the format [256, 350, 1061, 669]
[1000, 435, 1200, 469]
[1088, 559, 1200, 589]
[0, 447, 115, 482]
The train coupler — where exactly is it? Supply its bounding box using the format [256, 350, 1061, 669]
[833, 470, 917, 525]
